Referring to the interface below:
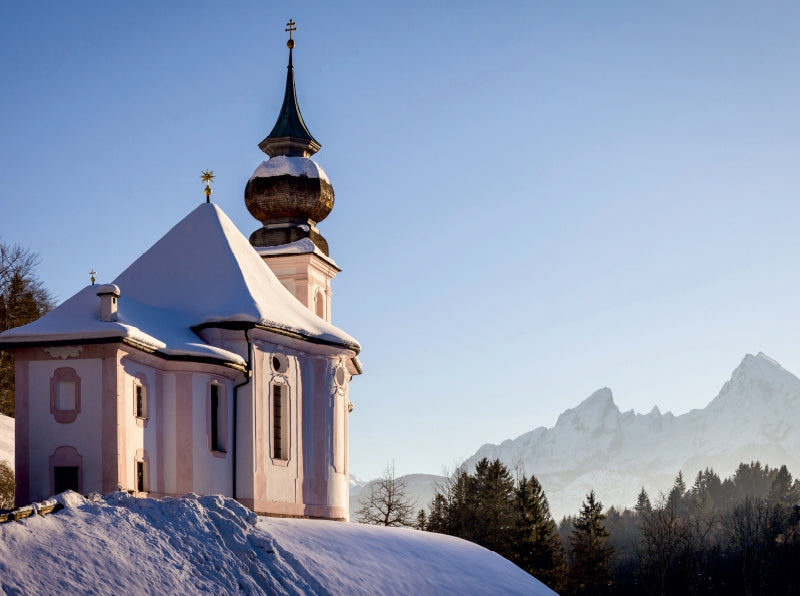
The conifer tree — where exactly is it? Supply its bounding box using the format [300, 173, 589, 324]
[667, 471, 687, 514]
[513, 474, 567, 592]
[768, 464, 800, 506]
[635, 487, 652, 514]
[568, 490, 615, 595]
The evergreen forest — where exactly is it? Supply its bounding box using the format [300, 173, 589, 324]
[418, 458, 800, 595]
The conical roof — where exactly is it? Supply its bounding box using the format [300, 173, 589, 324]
[114, 203, 357, 349]
[259, 47, 320, 158]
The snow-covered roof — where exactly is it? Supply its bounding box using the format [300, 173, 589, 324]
[0, 203, 358, 363]
[255, 237, 339, 268]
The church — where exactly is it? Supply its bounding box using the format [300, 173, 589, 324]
[0, 22, 361, 520]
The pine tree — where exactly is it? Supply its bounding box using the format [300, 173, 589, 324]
[470, 458, 516, 557]
[513, 474, 567, 592]
[568, 490, 615, 595]
[667, 471, 687, 514]
[768, 465, 800, 506]
[635, 487, 652, 514]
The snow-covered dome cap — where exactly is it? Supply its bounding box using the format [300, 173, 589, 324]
[245, 29, 334, 255]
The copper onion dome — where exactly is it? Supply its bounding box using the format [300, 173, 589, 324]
[245, 20, 334, 255]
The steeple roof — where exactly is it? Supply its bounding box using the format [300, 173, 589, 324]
[259, 36, 320, 158]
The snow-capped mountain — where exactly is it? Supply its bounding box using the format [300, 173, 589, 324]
[462, 353, 800, 519]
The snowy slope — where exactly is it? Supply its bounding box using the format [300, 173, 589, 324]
[0, 415, 12, 471]
[0, 492, 554, 595]
[462, 353, 800, 519]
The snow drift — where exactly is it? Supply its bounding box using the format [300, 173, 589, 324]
[0, 491, 554, 595]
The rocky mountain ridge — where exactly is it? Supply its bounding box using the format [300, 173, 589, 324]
[462, 352, 800, 518]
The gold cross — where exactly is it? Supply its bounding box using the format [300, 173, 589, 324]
[285, 19, 296, 40]
[90, 268, 96, 285]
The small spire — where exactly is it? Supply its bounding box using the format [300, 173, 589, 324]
[259, 20, 321, 158]
[201, 169, 215, 203]
[90, 268, 96, 285]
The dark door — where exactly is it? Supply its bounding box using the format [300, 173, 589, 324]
[54, 466, 79, 494]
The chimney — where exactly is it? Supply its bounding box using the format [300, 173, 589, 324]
[97, 284, 120, 322]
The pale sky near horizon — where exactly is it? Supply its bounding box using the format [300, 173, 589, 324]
[2, 2, 800, 481]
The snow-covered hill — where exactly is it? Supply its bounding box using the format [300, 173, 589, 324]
[0, 491, 553, 595]
[0, 414, 12, 471]
[463, 353, 800, 519]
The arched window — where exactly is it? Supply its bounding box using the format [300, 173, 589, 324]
[315, 290, 325, 319]
[207, 379, 228, 454]
[133, 372, 150, 423]
[271, 383, 289, 461]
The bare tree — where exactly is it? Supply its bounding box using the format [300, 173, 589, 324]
[356, 462, 416, 527]
[0, 460, 13, 510]
[0, 239, 54, 416]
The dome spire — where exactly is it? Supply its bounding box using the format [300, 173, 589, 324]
[259, 19, 321, 158]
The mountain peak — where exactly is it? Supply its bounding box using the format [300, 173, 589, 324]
[555, 387, 619, 428]
[729, 352, 788, 385]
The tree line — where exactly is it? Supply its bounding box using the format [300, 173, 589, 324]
[358, 458, 800, 595]
[0, 239, 54, 417]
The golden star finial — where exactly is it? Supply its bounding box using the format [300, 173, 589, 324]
[201, 169, 214, 203]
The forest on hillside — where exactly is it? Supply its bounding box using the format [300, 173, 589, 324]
[360, 458, 800, 595]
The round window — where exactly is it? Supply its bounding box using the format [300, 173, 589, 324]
[271, 353, 289, 374]
[335, 366, 347, 387]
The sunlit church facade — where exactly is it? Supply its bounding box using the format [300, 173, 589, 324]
[0, 23, 361, 520]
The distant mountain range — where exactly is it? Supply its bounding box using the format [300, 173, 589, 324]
[352, 353, 800, 520]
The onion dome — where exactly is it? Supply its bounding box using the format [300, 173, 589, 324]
[246, 21, 333, 255]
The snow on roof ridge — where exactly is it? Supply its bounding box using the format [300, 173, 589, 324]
[112, 203, 358, 351]
[249, 155, 330, 183]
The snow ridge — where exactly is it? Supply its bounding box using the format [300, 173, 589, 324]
[0, 492, 554, 595]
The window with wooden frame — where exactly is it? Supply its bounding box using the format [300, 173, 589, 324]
[132, 373, 150, 421]
[272, 384, 288, 461]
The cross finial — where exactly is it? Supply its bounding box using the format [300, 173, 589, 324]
[90, 268, 96, 285]
[201, 169, 215, 203]
[286, 19, 296, 49]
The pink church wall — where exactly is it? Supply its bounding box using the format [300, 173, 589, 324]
[11, 334, 353, 521]
[21, 349, 105, 503]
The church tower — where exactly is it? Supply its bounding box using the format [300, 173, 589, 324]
[245, 21, 339, 322]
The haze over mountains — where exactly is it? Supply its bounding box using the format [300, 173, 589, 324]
[353, 353, 800, 520]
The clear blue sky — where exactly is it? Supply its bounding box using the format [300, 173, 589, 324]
[3, 2, 800, 480]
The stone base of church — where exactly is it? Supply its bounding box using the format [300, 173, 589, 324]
[239, 497, 347, 521]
